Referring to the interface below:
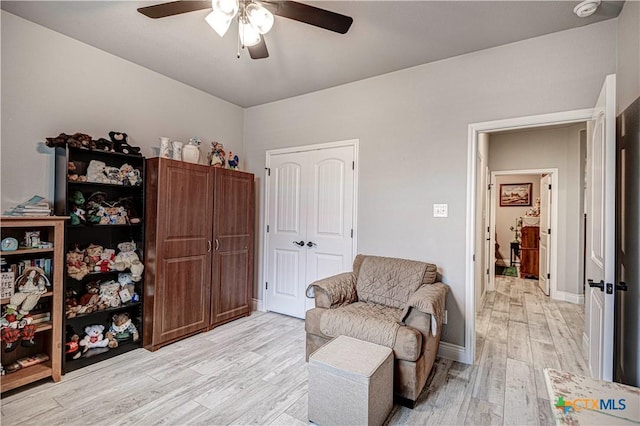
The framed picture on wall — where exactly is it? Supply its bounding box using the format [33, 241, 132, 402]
[500, 183, 532, 207]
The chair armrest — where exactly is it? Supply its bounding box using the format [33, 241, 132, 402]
[305, 272, 357, 309]
[401, 282, 449, 336]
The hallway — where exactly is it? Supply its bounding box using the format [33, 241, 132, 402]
[474, 276, 588, 423]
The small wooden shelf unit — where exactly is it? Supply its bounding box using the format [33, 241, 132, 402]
[0, 216, 66, 393]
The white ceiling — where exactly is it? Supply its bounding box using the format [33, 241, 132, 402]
[1, 1, 623, 108]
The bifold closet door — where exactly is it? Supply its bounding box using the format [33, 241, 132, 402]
[266, 145, 355, 319]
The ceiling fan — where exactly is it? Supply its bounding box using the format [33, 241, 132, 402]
[137, 0, 353, 59]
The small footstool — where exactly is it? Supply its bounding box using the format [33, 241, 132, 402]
[308, 335, 394, 426]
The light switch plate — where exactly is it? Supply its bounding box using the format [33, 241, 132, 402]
[433, 204, 448, 218]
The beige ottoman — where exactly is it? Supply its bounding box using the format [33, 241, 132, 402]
[308, 335, 394, 426]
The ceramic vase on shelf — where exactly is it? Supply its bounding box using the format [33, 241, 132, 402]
[182, 138, 201, 164]
[159, 137, 171, 159]
[172, 141, 183, 161]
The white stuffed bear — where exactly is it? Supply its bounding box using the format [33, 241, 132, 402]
[79, 324, 109, 353]
[113, 241, 143, 276]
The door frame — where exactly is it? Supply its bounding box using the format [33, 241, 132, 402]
[488, 168, 558, 298]
[465, 109, 593, 364]
[263, 139, 360, 313]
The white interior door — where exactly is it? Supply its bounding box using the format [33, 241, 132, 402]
[304, 146, 355, 311]
[539, 174, 551, 295]
[266, 144, 356, 318]
[586, 74, 616, 381]
[265, 153, 308, 318]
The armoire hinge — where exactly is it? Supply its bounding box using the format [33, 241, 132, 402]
[548, 184, 551, 190]
[352, 161, 355, 170]
[266, 282, 268, 290]
[350, 229, 353, 238]
[547, 273, 550, 279]
[267, 225, 270, 233]
[548, 228, 551, 235]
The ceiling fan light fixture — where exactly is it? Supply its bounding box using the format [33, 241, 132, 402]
[239, 17, 261, 47]
[212, 0, 239, 17]
[246, 3, 274, 34]
[205, 10, 233, 37]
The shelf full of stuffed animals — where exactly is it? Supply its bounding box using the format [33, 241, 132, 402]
[67, 191, 141, 227]
[65, 312, 140, 364]
[65, 241, 142, 321]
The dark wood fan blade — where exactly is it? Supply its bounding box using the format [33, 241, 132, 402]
[248, 36, 269, 59]
[266, 1, 353, 34]
[137, 1, 211, 19]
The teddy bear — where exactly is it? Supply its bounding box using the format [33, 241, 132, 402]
[113, 241, 142, 273]
[79, 324, 109, 353]
[65, 288, 82, 319]
[86, 160, 107, 184]
[79, 281, 100, 313]
[67, 247, 90, 280]
[45, 132, 93, 149]
[94, 248, 115, 272]
[117, 273, 138, 302]
[109, 131, 141, 156]
[65, 325, 82, 360]
[97, 280, 121, 310]
[117, 197, 140, 224]
[106, 313, 139, 348]
[119, 164, 142, 186]
[93, 137, 114, 152]
[84, 243, 103, 271]
[69, 191, 86, 226]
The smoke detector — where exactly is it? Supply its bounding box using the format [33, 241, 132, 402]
[574, 0, 601, 17]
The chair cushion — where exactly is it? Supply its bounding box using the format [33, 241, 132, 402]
[354, 255, 437, 309]
[315, 302, 422, 362]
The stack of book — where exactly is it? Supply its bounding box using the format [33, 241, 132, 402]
[3, 195, 51, 216]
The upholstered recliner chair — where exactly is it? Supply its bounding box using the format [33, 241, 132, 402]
[305, 254, 449, 407]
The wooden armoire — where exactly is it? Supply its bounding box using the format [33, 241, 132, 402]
[519, 226, 539, 279]
[143, 158, 254, 351]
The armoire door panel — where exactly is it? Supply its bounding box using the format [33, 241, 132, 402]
[211, 168, 255, 328]
[159, 162, 213, 258]
[156, 255, 209, 342]
[215, 171, 254, 236]
[211, 250, 250, 324]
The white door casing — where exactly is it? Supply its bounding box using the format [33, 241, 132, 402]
[265, 141, 357, 319]
[586, 74, 616, 381]
[483, 167, 492, 300]
[539, 174, 552, 296]
[467, 109, 592, 365]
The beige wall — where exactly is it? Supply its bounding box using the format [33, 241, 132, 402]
[1, 11, 245, 211]
[616, 0, 640, 113]
[244, 21, 616, 346]
[494, 174, 541, 265]
[490, 124, 585, 297]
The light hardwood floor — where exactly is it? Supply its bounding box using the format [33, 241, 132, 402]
[1, 276, 586, 425]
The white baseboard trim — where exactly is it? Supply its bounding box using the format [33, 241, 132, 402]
[252, 298, 265, 312]
[438, 342, 466, 362]
[556, 291, 585, 304]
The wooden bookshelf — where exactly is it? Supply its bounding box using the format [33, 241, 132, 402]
[1, 216, 67, 392]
